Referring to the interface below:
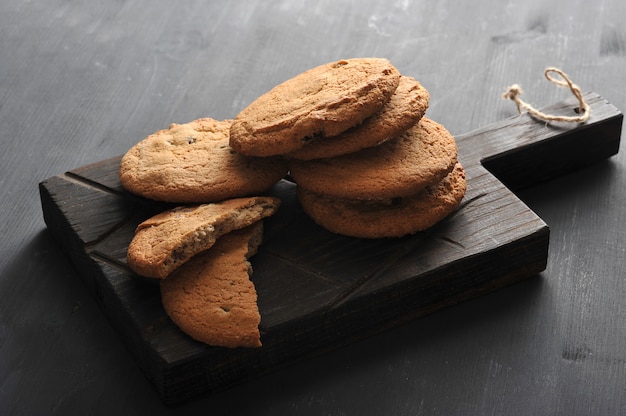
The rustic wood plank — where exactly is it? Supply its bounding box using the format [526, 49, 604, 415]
[38, 93, 621, 404]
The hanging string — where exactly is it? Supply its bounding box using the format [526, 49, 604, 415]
[502, 67, 590, 123]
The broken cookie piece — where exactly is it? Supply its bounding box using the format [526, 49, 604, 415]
[126, 196, 280, 279]
[160, 222, 265, 348]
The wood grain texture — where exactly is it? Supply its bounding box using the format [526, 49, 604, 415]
[39, 93, 620, 403]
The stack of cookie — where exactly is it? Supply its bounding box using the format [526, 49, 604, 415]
[118, 57, 466, 349]
[230, 57, 466, 238]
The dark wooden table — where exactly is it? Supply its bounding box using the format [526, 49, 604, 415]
[2, 1, 625, 414]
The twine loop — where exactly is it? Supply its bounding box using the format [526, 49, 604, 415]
[502, 67, 590, 123]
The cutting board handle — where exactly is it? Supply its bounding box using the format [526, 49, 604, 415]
[458, 91, 622, 191]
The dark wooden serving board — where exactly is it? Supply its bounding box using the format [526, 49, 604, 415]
[39, 92, 621, 404]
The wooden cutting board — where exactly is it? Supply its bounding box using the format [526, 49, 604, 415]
[39, 92, 621, 404]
